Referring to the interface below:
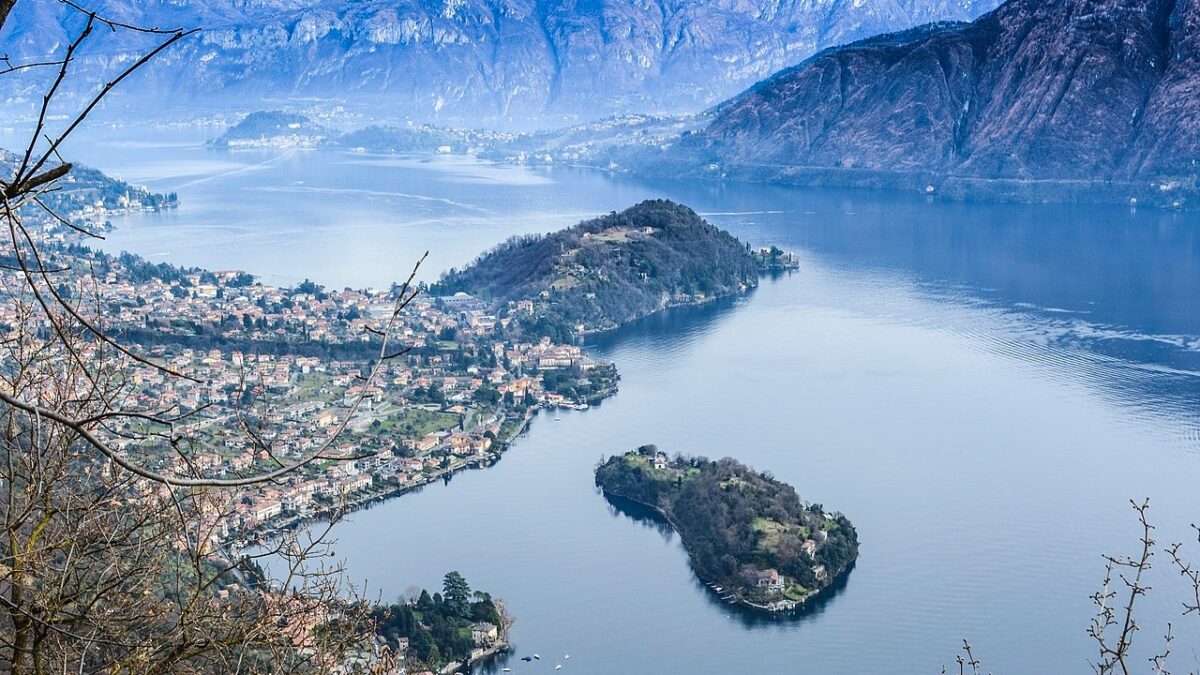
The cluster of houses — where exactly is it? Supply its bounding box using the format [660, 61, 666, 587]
[2, 160, 561, 674]
[0, 230, 613, 546]
[338, 620, 500, 675]
[747, 536, 831, 613]
[107, 335, 601, 541]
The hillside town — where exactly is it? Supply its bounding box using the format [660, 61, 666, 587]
[5, 219, 618, 554]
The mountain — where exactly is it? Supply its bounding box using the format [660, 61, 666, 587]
[0, 0, 999, 125]
[677, 0, 1200, 203]
[431, 200, 758, 335]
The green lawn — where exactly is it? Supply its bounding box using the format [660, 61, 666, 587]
[783, 583, 811, 601]
[378, 408, 460, 438]
[289, 373, 342, 404]
[752, 517, 786, 551]
[752, 517, 809, 554]
[620, 454, 697, 482]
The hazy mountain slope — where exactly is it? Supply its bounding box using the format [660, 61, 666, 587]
[690, 0, 1200, 186]
[0, 0, 999, 123]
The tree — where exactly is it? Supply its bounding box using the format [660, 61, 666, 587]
[409, 630, 440, 664]
[417, 589, 435, 612]
[473, 385, 500, 405]
[443, 571, 472, 617]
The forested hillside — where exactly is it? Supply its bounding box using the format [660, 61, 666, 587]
[432, 200, 758, 336]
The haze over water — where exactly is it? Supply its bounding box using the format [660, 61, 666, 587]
[59, 130, 1200, 673]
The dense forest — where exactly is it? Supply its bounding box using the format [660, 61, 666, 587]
[595, 447, 858, 610]
[371, 571, 505, 671]
[432, 200, 759, 336]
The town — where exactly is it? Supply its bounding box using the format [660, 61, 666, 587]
[4, 211, 619, 554]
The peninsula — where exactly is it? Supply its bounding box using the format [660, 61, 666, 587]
[595, 446, 858, 613]
[370, 571, 511, 674]
[431, 200, 765, 338]
[211, 110, 328, 148]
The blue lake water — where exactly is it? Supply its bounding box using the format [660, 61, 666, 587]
[47, 129, 1200, 673]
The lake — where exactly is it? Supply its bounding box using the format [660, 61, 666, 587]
[50, 129, 1200, 673]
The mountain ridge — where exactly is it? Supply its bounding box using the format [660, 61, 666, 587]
[676, 0, 1200, 200]
[0, 0, 1000, 125]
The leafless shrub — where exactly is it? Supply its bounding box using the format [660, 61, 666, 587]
[948, 500, 1200, 675]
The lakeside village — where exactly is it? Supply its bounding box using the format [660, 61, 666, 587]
[7, 222, 619, 549]
[4, 228, 609, 671]
[5, 202, 800, 559]
[0, 159, 805, 673]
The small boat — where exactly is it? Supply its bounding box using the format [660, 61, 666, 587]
[533, 654, 541, 660]
[502, 669, 511, 673]
[553, 415, 560, 421]
[564, 655, 570, 660]
[556, 666, 562, 671]
[521, 656, 533, 662]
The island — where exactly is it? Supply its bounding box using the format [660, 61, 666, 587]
[212, 110, 329, 148]
[595, 446, 858, 613]
[752, 245, 801, 271]
[431, 199, 768, 339]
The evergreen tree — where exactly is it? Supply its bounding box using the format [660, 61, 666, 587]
[442, 571, 471, 616]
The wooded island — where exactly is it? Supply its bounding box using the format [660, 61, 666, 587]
[595, 446, 858, 613]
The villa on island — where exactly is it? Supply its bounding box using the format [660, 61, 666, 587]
[756, 569, 785, 592]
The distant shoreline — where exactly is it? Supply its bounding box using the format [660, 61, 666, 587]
[632, 161, 1197, 211]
